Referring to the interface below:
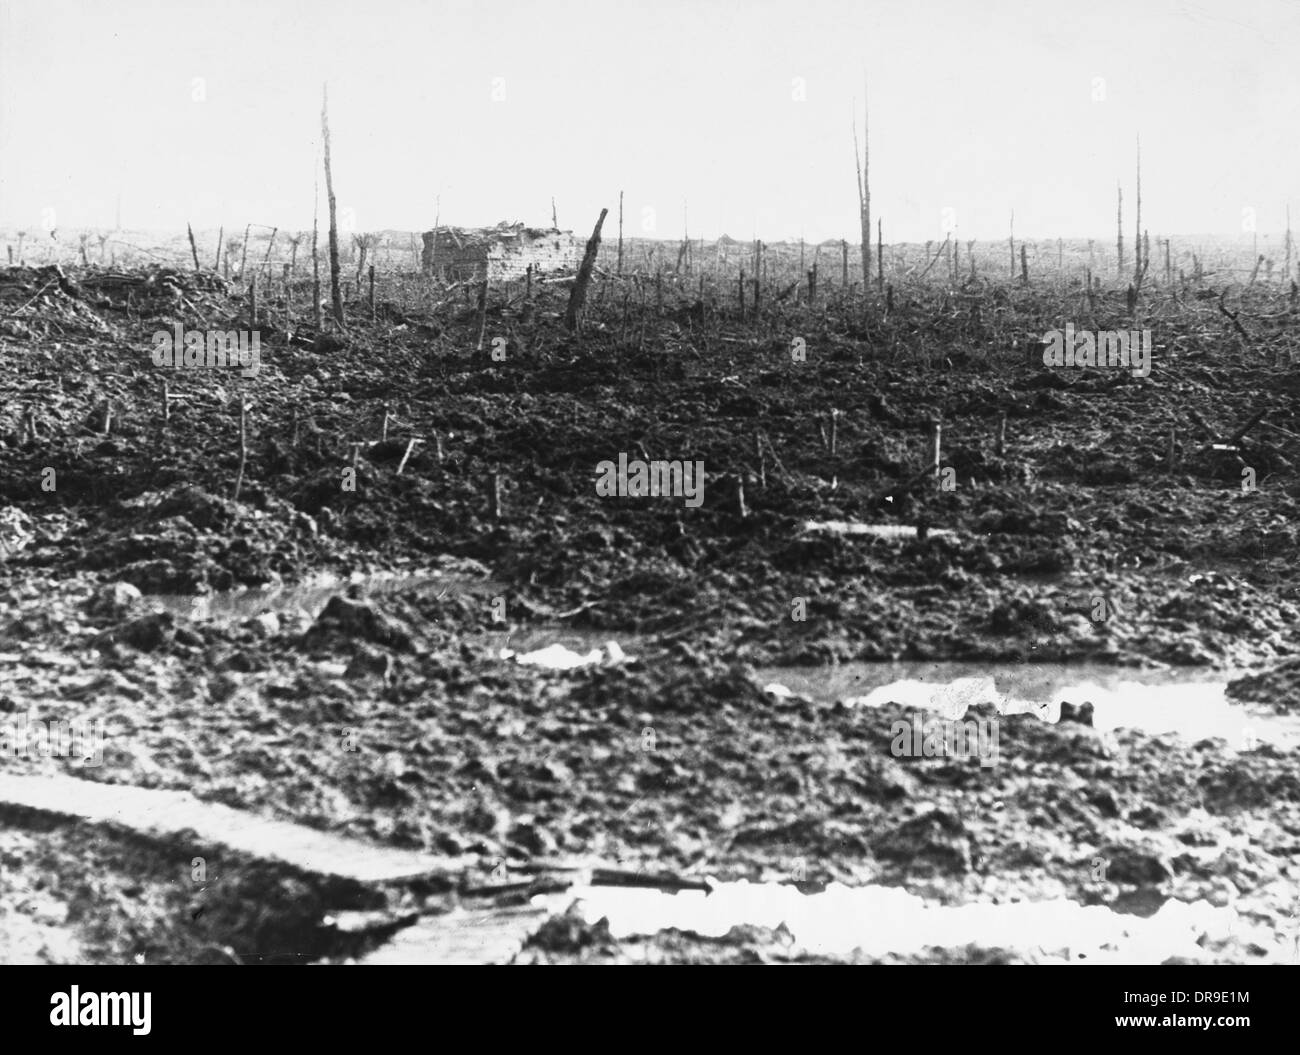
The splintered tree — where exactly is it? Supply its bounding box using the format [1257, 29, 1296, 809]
[1133, 135, 1143, 288]
[1116, 182, 1124, 277]
[353, 232, 381, 289]
[285, 232, 305, 274]
[312, 157, 322, 330]
[852, 79, 871, 296]
[565, 208, 609, 332]
[321, 84, 344, 326]
[1286, 204, 1293, 284]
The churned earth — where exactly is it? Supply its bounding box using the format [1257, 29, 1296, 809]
[0, 262, 1297, 963]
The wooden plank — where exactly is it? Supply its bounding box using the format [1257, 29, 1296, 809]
[357, 907, 549, 965]
[0, 773, 471, 885]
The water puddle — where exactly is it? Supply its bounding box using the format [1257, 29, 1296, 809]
[756, 661, 1300, 751]
[149, 568, 502, 622]
[500, 640, 630, 670]
[484, 632, 1297, 752]
[533, 880, 1289, 963]
[801, 520, 957, 540]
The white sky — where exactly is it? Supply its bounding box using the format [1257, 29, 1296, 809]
[1, 0, 1297, 242]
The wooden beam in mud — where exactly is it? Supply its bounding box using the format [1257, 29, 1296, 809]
[0, 773, 472, 885]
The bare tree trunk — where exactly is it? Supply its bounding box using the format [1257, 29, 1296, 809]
[312, 161, 322, 331]
[683, 201, 689, 275]
[321, 84, 344, 326]
[852, 81, 871, 297]
[355, 237, 368, 289]
[1116, 183, 1124, 277]
[187, 223, 200, 271]
[1133, 136, 1142, 287]
[260, 227, 278, 278]
[877, 220, 884, 293]
[565, 208, 608, 332]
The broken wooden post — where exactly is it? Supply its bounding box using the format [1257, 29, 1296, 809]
[368, 264, 376, 318]
[929, 417, 942, 476]
[996, 412, 1007, 457]
[233, 402, 249, 502]
[396, 438, 420, 476]
[283, 262, 292, 328]
[187, 223, 201, 271]
[1010, 211, 1017, 277]
[564, 208, 608, 332]
[474, 279, 489, 351]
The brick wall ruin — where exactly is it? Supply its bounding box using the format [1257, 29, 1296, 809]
[421, 223, 579, 282]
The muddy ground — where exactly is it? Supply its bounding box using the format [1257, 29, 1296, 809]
[0, 262, 1297, 963]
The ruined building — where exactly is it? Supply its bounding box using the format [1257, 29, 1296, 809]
[421, 222, 579, 282]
